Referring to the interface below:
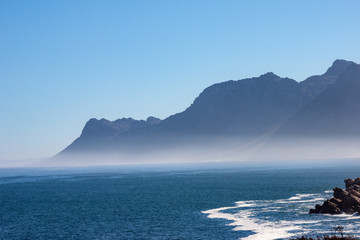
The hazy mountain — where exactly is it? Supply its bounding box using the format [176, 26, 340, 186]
[81, 116, 161, 139]
[275, 61, 360, 137]
[62, 116, 161, 153]
[57, 59, 359, 160]
[299, 59, 355, 98]
[159, 73, 307, 136]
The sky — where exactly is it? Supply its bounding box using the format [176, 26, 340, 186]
[1, 0, 360, 160]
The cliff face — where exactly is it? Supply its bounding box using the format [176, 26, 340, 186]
[58, 59, 359, 157]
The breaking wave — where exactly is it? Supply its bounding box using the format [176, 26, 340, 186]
[202, 190, 360, 240]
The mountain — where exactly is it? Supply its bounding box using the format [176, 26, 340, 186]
[158, 73, 310, 137]
[275, 61, 360, 137]
[299, 59, 355, 98]
[62, 117, 161, 153]
[56, 59, 359, 161]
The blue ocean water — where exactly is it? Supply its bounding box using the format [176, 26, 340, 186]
[1, 164, 360, 239]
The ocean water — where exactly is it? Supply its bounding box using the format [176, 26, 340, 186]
[1, 164, 360, 239]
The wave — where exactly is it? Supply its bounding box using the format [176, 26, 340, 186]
[203, 204, 301, 240]
[288, 194, 319, 201]
[202, 192, 360, 240]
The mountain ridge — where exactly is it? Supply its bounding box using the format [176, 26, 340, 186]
[56, 59, 360, 161]
[275, 61, 360, 137]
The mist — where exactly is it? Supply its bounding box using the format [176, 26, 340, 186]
[17, 136, 359, 170]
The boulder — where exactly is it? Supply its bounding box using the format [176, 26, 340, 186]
[309, 178, 360, 214]
[345, 178, 355, 188]
[333, 187, 348, 199]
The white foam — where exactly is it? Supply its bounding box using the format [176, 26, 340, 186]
[288, 196, 301, 200]
[202, 202, 301, 240]
[292, 220, 322, 225]
[232, 218, 301, 240]
[329, 213, 360, 220]
[202, 205, 240, 221]
[288, 193, 318, 201]
[235, 201, 256, 208]
[202, 192, 360, 240]
[287, 197, 325, 203]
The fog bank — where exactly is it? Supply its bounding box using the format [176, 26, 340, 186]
[26, 137, 360, 169]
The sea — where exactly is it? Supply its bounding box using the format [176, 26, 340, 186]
[1, 162, 360, 240]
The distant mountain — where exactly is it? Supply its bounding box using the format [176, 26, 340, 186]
[158, 73, 309, 137]
[57, 59, 359, 160]
[62, 116, 161, 153]
[299, 59, 355, 98]
[275, 61, 360, 137]
[81, 116, 161, 139]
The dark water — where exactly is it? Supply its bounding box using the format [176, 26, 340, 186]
[1, 164, 360, 239]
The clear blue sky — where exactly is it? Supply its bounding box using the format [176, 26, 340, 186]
[1, 0, 360, 159]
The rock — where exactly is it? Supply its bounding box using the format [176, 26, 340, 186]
[309, 204, 322, 214]
[341, 194, 360, 214]
[333, 187, 348, 199]
[349, 190, 360, 198]
[345, 178, 355, 188]
[355, 177, 360, 185]
[320, 200, 341, 214]
[310, 178, 360, 214]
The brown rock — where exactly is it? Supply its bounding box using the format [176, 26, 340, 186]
[320, 199, 341, 214]
[345, 178, 355, 189]
[349, 190, 360, 198]
[333, 187, 348, 199]
[354, 177, 360, 185]
[309, 177, 360, 215]
[341, 194, 360, 214]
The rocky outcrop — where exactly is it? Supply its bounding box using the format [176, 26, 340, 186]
[309, 178, 360, 214]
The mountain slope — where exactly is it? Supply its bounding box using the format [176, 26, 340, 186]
[62, 117, 161, 153]
[275, 62, 360, 137]
[299, 59, 355, 98]
[158, 73, 310, 137]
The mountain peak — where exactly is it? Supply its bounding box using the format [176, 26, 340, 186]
[260, 72, 279, 78]
[146, 116, 161, 124]
[324, 59, 355, 76]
